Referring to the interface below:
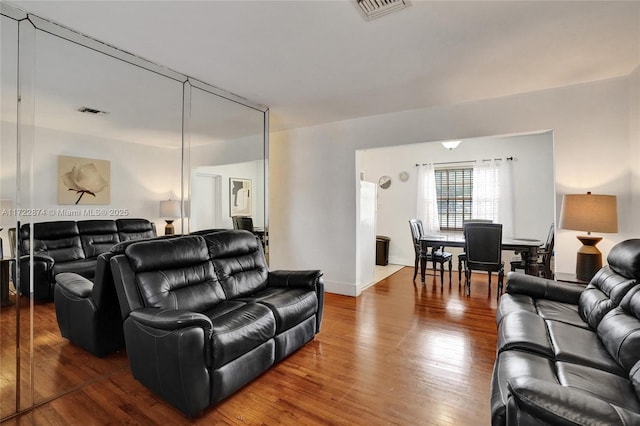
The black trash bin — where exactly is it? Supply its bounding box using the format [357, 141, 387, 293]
[376, 235, 390, 266]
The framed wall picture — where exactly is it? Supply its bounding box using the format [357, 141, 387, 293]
[229, 178, 251, 217]
[58, 155, 111, 205]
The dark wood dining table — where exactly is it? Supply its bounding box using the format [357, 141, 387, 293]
[418, 234, 542, 283]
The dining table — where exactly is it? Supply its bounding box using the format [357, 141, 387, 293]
[418, 234, 543, 283]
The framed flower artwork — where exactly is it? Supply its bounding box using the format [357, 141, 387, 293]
[58, 155, 111, 204]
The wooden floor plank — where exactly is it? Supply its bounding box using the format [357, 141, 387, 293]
[2, 267, 499, 425]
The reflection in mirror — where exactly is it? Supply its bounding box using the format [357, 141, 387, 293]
[0, 11, 20, 419]
[2, 5, 268, 418]
[25, 24, 183, 407]
[188, 84, 266, 234]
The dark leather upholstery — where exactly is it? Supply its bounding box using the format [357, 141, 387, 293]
[16, 219, 155, 300]
[492, 238, 640, 425]
[54, 233, 169, 357]
[109, 230, 324, 417]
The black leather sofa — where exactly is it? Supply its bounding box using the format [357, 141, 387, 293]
[109, 230, 324, 417]
[16, 218, 155, 300]
[492, 239, 640, 425]
[54, 234, 176, 357]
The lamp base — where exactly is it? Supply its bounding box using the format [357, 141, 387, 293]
[575, 235, 603, 282]
[164, 220, 175, 235]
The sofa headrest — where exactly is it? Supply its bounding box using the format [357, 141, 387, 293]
[109, 234, 177, 254]
[116, 218, 153, 232]
[125, 235, 209, 273]
[21, 221, 79, 240]
[608, 239, 640, 280]
[77, 220, 118, 235]
[203, 230, 260, 258]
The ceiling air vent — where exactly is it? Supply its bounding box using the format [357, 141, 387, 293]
[77, 106, 109, 115]
[356, 0, 406, 21]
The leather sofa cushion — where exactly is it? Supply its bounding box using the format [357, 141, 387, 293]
[205, 302, 275, 369]
[127, 236, 227, 312]
[608, 239, 640, 280]
[52, 258, 97, 279]
[556, 362, 640, 412]
[78, 220, 120, 258]
[579, 266, 637, 329]
[205, 231, 268, 299]
[496, 294, 537, 325]
[497, 311, 553, 357]
[116, 218, 156, 241]
[240, 287, 318, 333]
[535, 300, 587, 328]
[547, 320, 625, 376]
[597, 286, 640, 373]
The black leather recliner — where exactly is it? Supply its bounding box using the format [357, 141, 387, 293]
[109, 230, 324, 417]
[492, 239, 640, 425]
[15, 218, 155, 300]
[54, 234, 174, 357]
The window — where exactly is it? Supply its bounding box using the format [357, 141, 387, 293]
[435, 168, 473, 231]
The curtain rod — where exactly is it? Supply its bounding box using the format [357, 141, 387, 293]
[415, 156, 514, 167]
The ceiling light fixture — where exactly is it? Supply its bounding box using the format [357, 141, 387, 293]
[441, 140, 462, 150]
[356, 0, 406, 21]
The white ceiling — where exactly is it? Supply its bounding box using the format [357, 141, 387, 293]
[8, 0, 640, 133]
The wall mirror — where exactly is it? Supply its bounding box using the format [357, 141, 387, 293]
[0, 3, 268, 419]
[187, 83, 267, 234]
[0, 6, 21, 419]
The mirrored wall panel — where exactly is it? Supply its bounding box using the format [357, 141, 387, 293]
[187, 83, 267, 234]
[0, 3, 268, 419]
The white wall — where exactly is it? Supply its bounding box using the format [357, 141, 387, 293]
[269, 75, 636, 296]
[631, 66, 640, 229]
[359, 132, 554, 268]
[14, 126, 180, 234]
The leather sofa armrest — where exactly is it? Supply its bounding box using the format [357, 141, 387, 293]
[129, 308, 213, 338]
[506, 377, 640, 425]
[20, 253, 55, 267]
[55, 272, 93, 298]
[505, 272, 585, 304]
[268, 270, 324, 290]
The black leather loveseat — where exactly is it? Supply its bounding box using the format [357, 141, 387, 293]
[109, 230, 324, 417]
[16, 218, 155, 300]
[492, 239, 640, 425]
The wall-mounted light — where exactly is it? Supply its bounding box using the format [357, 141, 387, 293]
[441, 140, 461, 150]
[159, 199, 181, 235]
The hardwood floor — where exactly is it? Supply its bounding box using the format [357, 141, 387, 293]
[2, 267, 500, 425]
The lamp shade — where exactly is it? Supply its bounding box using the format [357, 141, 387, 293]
[559, 193, 618, 234]
[159, 199, 181, 219]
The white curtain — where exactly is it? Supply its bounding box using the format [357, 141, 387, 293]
[472, 159, 514, 237]
[416, 163, 440, 235]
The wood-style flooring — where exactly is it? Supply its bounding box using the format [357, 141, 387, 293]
[1, 267, 500, 425]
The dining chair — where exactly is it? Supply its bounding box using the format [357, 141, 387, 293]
[457, 219, 493, 286]
[463, 222, 504, 297]
[232, 216, 266, 248]
[408, 219, 452, 286]
[510, 223, 554, 278]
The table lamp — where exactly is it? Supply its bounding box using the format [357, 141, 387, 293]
[559, 192, 618, 282]
[159, 199, 181, 235]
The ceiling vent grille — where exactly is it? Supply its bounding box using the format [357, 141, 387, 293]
[77, 106, 109, 115]
[356, 0, 406, 20]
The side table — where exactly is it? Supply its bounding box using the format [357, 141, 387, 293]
[1, 257, 15, 307]
[555, 272, 588, 285]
